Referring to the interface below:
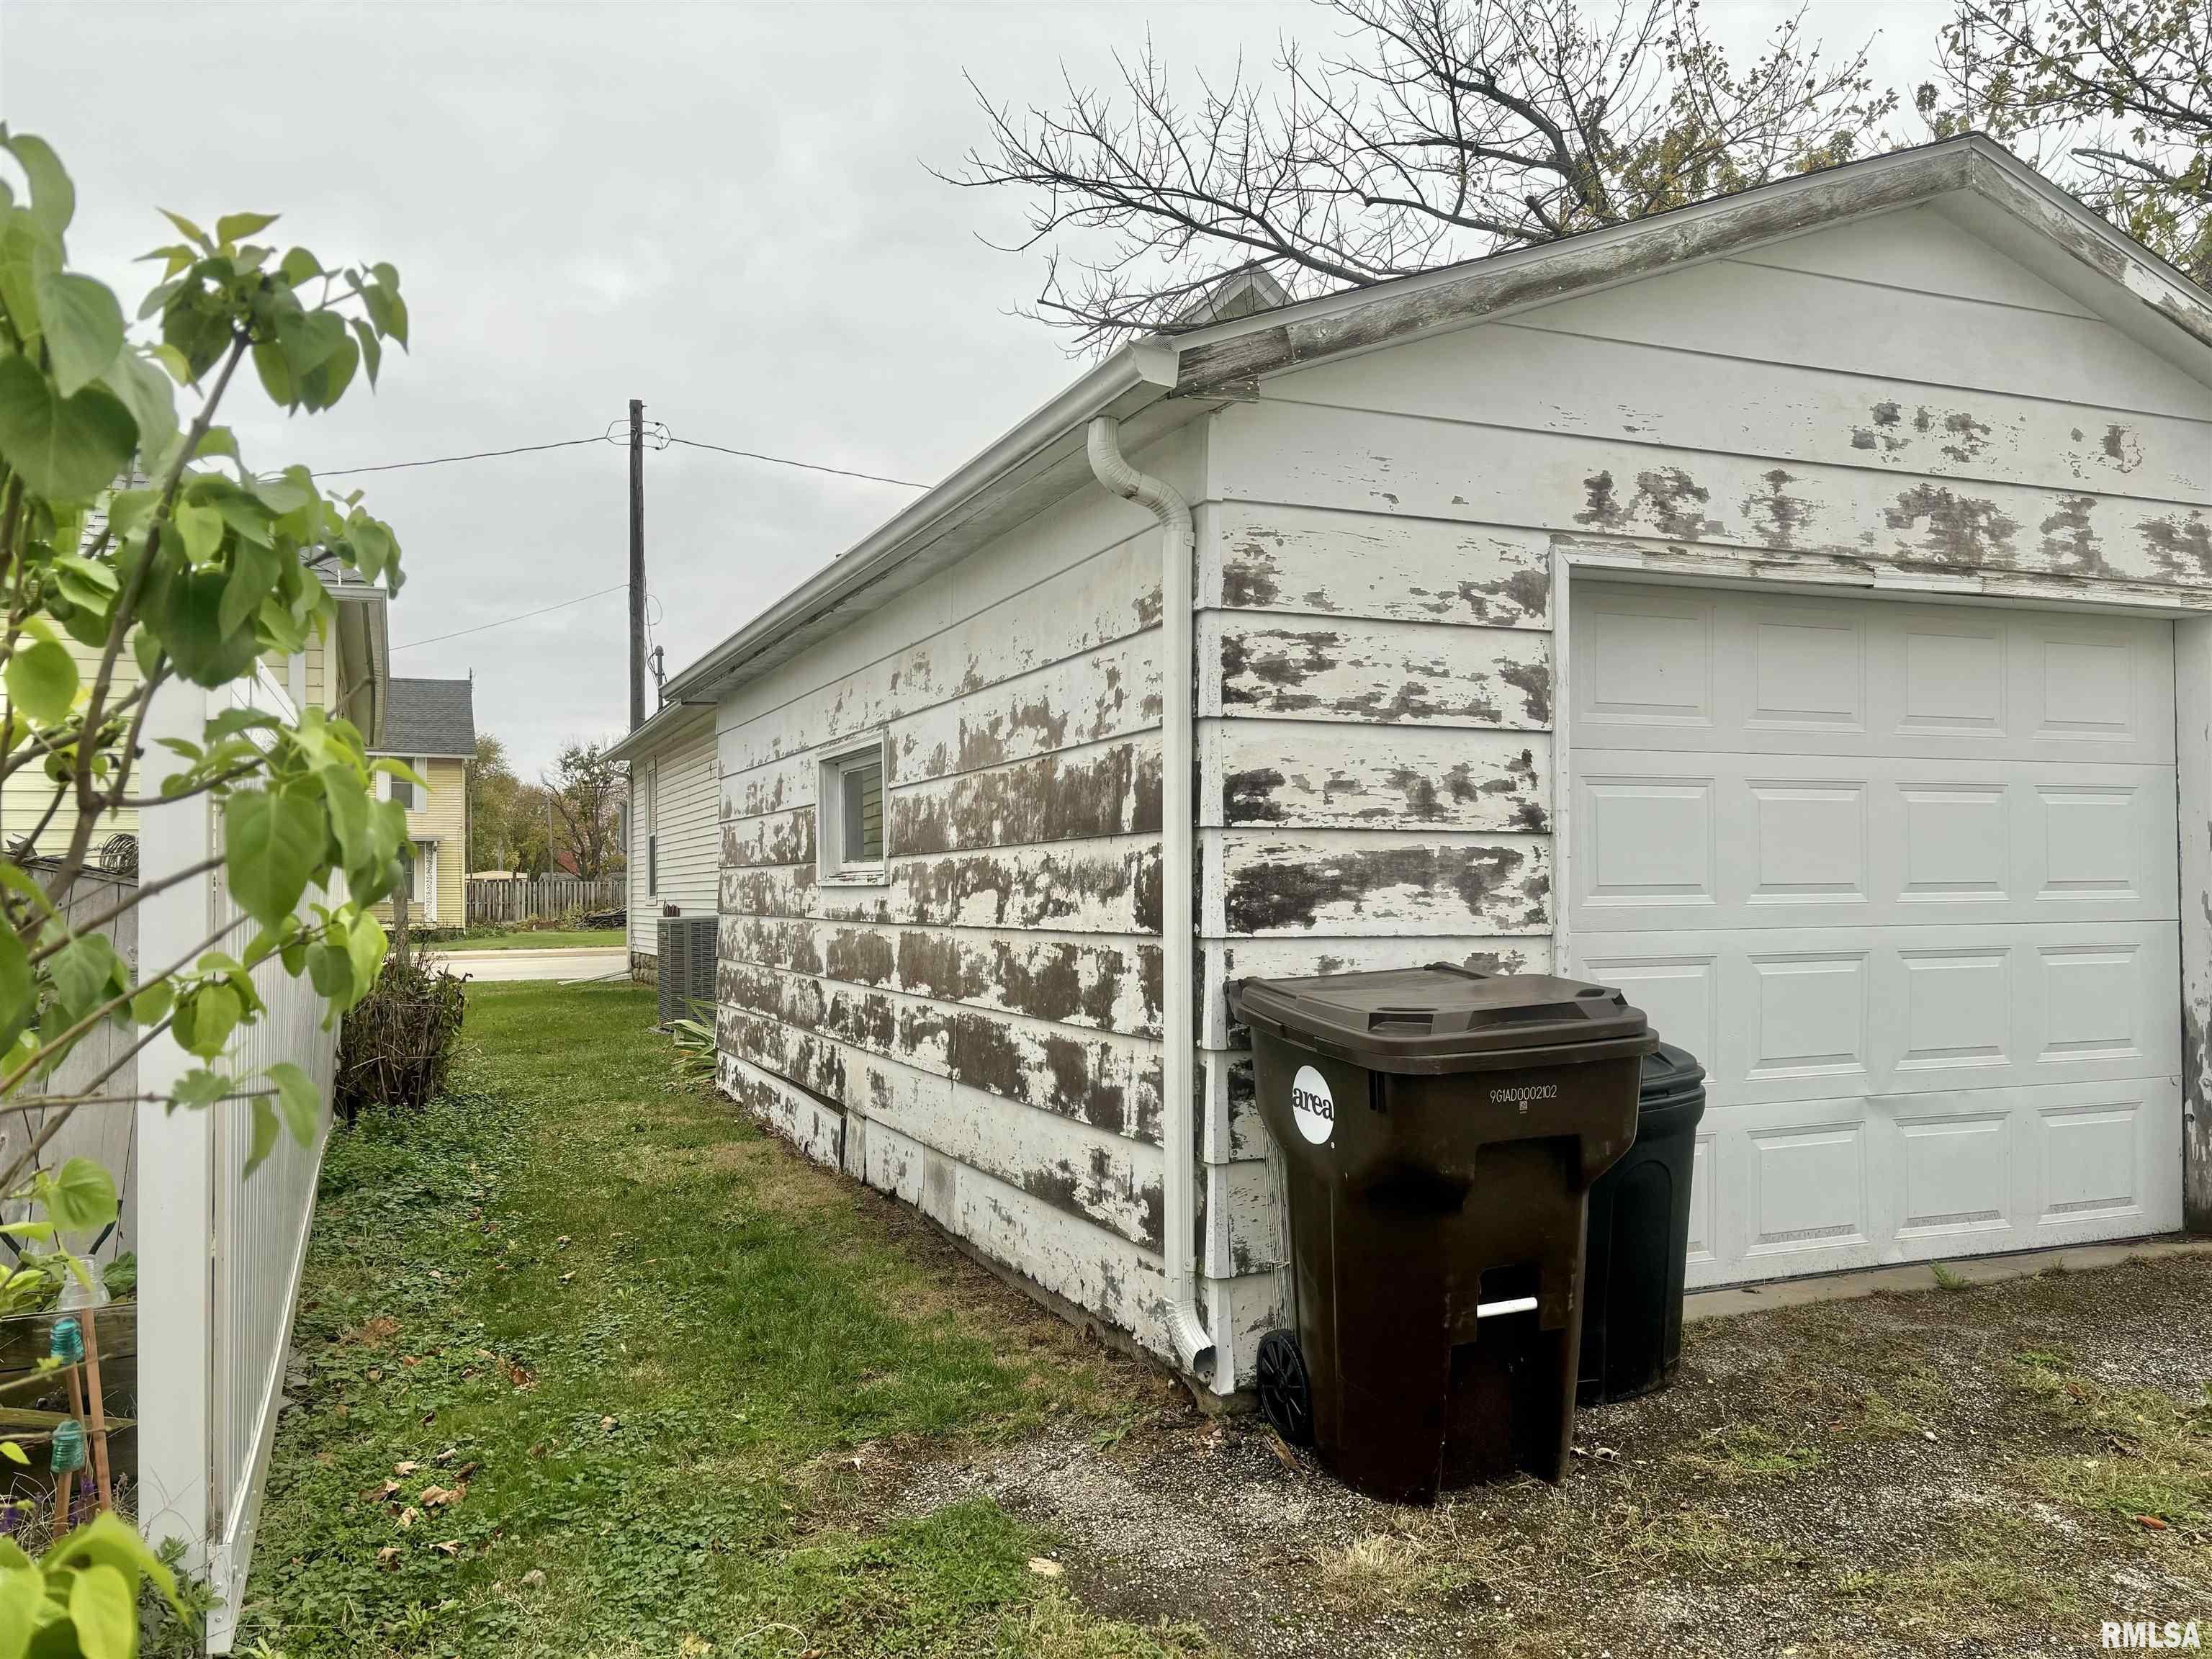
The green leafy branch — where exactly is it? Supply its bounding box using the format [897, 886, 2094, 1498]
[0, 124, 425, 1635]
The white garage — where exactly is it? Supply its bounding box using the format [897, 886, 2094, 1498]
[660, 134, 2212, 1393]
[1565, 580, 2182, 1286]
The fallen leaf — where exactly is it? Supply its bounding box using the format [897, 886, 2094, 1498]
[400, 1355, 421, 1368]
[367, 1368, 383, 1382]
[1594, 1446, 1620, 1462]
[556, 1236, 571, 1248]
[431, 1539, 462, 1557]
[504, 1359, 537, 1391]
[419, 1484, 463, 1509]
[528, 1444, 550, 1460]
[395, 1462, 421, 1477]
[521, 1568, 547, 1588]
[1028, 1557, 1063, 1578]
[1265, 1431, 1300, 1473]
[559, 1272, 575, 1285]
[376, 1546, 400, 1570]
[2137, 1514, 2170, 1530]
[395, 1506, 420, 1530]
[428, 1269, 444, 1282]
[601, 1415, 619, 1432]
[436, 1446, 461, 1462]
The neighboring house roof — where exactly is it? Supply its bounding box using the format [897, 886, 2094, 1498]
[612, 133, 2212, 763]
[374, 677, 477, 759]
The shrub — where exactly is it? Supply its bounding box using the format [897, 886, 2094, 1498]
[335, 950, 467, 1122]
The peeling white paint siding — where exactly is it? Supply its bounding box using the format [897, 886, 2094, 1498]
[716, 191, 2212, 1395]
[715, 423, 1277, 1382]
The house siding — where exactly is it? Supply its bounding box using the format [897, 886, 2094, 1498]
[711, 425, 1280, 1367]
[2, 611, 360, 856]
[1, 633, 138, 854]
[626, 711, 719, 966]
[703, 197, 2212, 1391]
[372, 754, 467, 926]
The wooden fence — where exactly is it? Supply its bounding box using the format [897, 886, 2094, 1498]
[467, 875, 624, 925]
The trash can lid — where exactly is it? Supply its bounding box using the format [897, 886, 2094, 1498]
[1641, 1041, 1707, 1109]
[1231, 963, 1653, 1071]
[1645, 1053, 1707, 1119]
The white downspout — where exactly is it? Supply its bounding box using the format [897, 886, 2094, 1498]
[1087, 415, 1215, 1377]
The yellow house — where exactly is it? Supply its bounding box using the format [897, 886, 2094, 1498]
[2, 579, 389, 860]
[369, 677, 475, 928]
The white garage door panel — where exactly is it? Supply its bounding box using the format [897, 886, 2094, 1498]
[1573, 587, 2175, 764]
[1678, 1079, 2175, 1285]
[1575, 921, 2178, 1105]
[1568, 582, 2182, 1286]
[1574, 752, 2177, 931]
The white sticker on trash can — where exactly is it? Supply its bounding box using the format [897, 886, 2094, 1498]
[1290, 1065, 1336, 1145]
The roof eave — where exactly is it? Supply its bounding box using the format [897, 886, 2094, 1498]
[1165, 135, 2212, 394]
[608, 699, 716, 765]
[642, 135, 2212, 737]
[657, 339, 1182, 713]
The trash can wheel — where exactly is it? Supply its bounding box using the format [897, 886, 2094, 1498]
[1256, 1329, 1313, 1446]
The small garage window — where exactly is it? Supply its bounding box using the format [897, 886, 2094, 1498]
[818, 735, 888, 885]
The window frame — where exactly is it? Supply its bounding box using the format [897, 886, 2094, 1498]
[379, 755, 428, 811]
[816, 733, 889, 888]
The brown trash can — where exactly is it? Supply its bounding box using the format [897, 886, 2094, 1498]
[1231, 963, 1654, 1504]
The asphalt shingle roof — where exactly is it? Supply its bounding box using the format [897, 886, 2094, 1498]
[377, 677, 477, 758]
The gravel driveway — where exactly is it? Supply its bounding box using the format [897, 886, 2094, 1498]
[882, 1252, 2212, 1658]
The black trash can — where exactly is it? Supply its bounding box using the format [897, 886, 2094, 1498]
[1577, 1043, 1707, 1407]
[1231, 964, 1654, 1504]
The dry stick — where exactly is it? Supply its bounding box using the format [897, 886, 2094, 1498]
[0, 1084, 276, 1120]
[79, 1306, 111, 1509]
[56, 1354, 83, 1528]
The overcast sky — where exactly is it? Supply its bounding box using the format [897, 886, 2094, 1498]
[1, 0, 1944, 781]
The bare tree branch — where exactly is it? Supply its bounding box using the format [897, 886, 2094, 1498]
[945, 0, 1899, 348]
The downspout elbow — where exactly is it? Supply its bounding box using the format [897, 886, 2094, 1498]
[1086, 415, 1215, 1380]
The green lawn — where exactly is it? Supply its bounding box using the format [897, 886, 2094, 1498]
[243, 981, 1208, 1658]
[426, 930, 624, 952]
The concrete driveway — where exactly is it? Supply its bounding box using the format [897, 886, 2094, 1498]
[432, 946, 629, 983]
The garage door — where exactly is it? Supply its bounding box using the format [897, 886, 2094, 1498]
[1566, 582, 2181, 1287]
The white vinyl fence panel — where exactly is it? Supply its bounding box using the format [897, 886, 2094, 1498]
[137, 666, 336, 1652]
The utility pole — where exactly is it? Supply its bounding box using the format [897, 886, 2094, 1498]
[629, 397, 646, 732]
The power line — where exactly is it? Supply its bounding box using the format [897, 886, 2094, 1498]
[313, 436, 608, 477]
[391, 583, 627, 652]
[664, 436, 927, 489]
[307, 428, 930, 489]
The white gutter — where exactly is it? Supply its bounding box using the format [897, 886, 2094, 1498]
[1086, 414, 1213, 1377]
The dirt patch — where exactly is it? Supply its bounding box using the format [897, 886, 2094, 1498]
[886, 1254, 2212, 1657]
